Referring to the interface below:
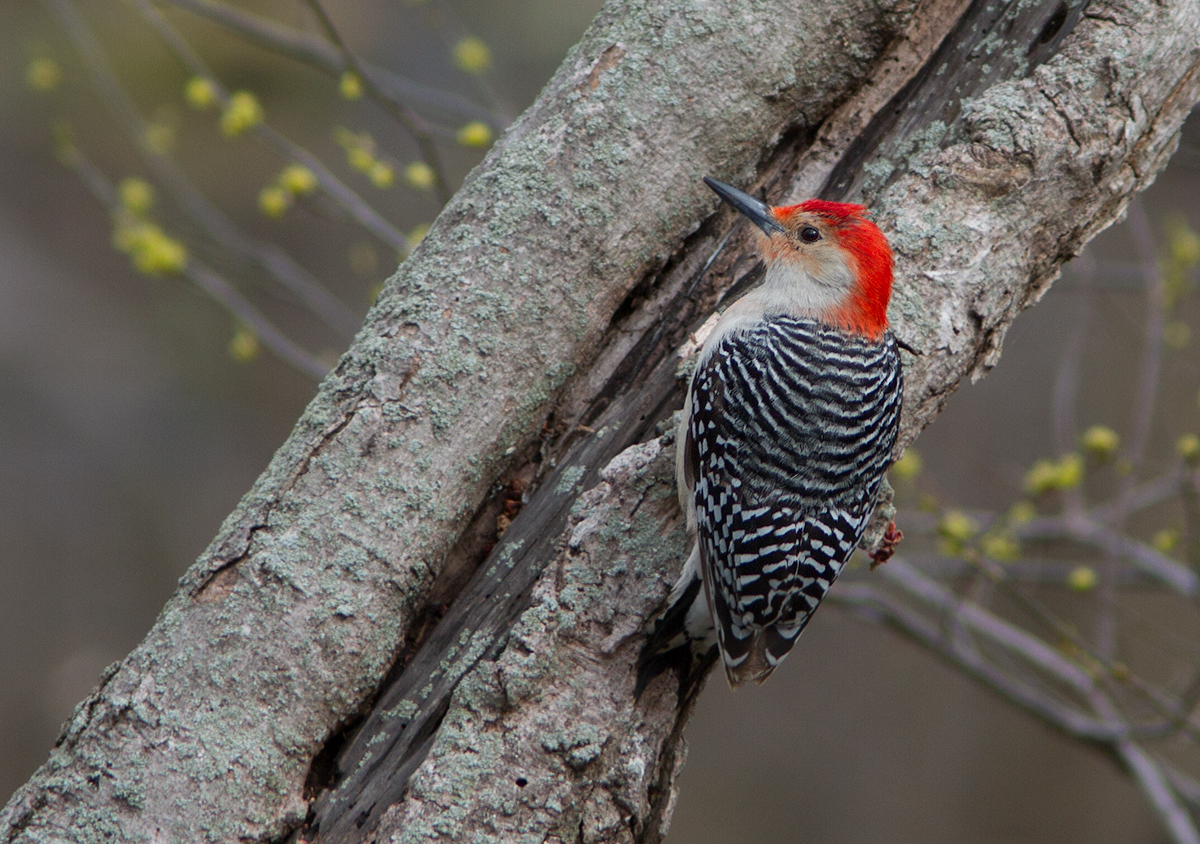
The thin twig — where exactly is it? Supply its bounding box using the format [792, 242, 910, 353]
[869, 206, 1200, 840]
[1052, 256, 1114, 653]
[158, 0, 501, 127]
[60, 141, 328, 380]
[865, 553, 1158, 586]
[841, 565, 1200, 742]
[186, 263, 330, 379]
[1182, 465, 1200, 571]
[426, 0, 514, 123]
[1092, 200, 1169, 658]
[1103, 716, 1200, 844]
[45, 0, 362, 338]
[1164, 762, 1200, 813]
[1053, 253, 1094, 477]
[302, 0, 452, 203]
[1092, 470, 1184, 524]
[835, 583, 1125, 740]
[874, 560, 1097, 690]
[129, 0, 409, 251]
[1017, 515, 1198, 596]
[1125, 198, 1167, 470]
[1090, 693, 1200, 844]
[885, 557, 1200, 736]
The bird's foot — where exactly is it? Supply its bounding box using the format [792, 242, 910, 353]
[869, 521, 903, 570]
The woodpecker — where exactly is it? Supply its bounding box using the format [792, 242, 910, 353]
[637, 178, 903, 694]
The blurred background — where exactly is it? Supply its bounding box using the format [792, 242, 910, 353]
[2, 2, 1198, 842]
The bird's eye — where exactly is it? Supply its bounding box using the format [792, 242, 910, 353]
[799, 226, 821, 243]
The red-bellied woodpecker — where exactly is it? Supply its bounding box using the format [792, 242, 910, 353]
[637, 178, 903, 694]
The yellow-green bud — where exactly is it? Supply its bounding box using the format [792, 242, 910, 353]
[339, 71, 364, 100]
[1007, 501, 1037, 525]
[1025, 460, 1057, 494]
[335, 127, 368, 148]
[279, 164, 317, 195]
[220, 91, 263, 136]
[118, 178, 155, 215]
[185, 77, 218, 109]
[457, 121, 493, 148]
[937, 510, 978, 555]
[1152, 528, 1180, 554]
[368, 161, 394, 188]
[891, 448, 922, 482]
[229, 326, 260, 362]
[346, 147, 373, 173]
[1169, 223, 1200, 266]
[404, 161, 436, 191]
[452, 37, 491, 73]
[1067, 566, 1096, 592]
[114, 221, 187, 276]
[1057, 453, 1083, 488]
[1024, 453, 1083, 495]
[27, 58, 62, 92]
[1081, 426, 1119, 459]
[981, 531, 1020, 561]
[258, 186, 291, 218]
[1178, 433, 1200, 464]
[336, 128, 381, 175]
[137, 229, 187, 275]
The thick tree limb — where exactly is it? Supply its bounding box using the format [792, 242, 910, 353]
[3, 0, 1199, 842]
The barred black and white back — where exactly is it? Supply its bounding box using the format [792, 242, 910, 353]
[643, 315, 901, 690]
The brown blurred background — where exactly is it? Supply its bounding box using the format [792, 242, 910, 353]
[2, 2, 1198, 841]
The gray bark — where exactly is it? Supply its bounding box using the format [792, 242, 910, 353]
[4, 0, 1199, 842]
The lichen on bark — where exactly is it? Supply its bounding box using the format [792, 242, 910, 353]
[376, 440, 686, 844]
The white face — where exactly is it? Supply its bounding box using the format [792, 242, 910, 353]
[751, 211, 856, 316]
[757, 246, 854, 314]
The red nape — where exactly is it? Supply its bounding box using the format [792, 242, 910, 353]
[832, 216, 894, 340]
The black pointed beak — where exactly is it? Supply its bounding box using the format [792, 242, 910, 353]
[703, 177, 785, 236]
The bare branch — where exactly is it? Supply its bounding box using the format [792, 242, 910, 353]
[1125, 199, 1168, 470]
[60, 143, 330, 379]
[159, 0, 501, 127]
[128, 0, 410, 251]
[1111, 730, 1200, 844]
[44, 0, 363, 338]
[300, 0, 452, 203]
[1019, 515, 1199, 596]
[834, 582, 1124, 740]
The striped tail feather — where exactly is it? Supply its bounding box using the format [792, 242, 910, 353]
[723, 627, 801, 687]
[713, 589, 810, 687]
[724, 634, 774, 687]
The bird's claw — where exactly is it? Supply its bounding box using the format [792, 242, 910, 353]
[869, 521, 903, 570]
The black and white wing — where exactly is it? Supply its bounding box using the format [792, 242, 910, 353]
[685, 315, 902, 685]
